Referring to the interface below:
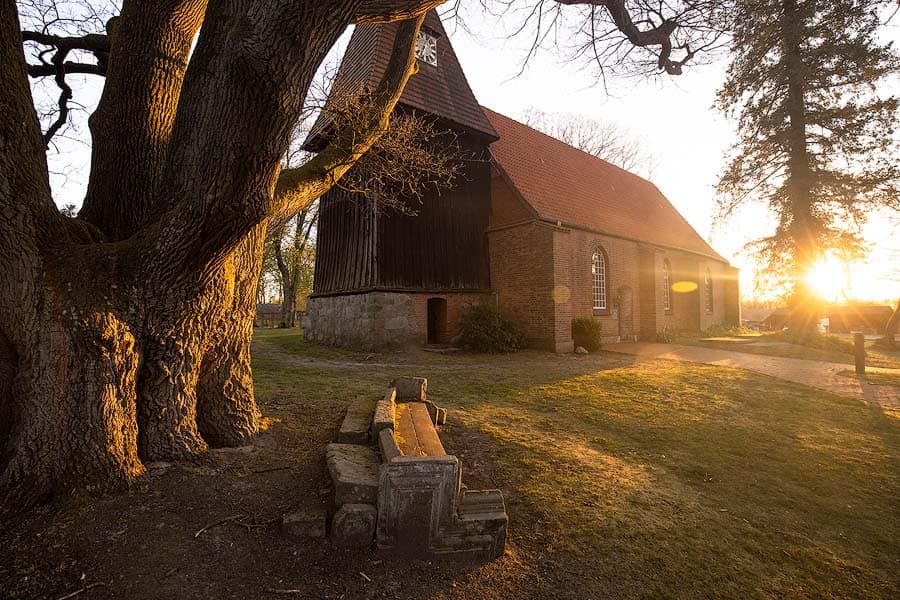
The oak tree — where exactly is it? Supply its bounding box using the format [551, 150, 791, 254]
[0, 0, 711, 509]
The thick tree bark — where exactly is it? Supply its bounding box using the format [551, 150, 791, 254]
[1, 0, 430, 510]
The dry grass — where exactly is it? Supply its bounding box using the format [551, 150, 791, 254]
[673, 331, 900, 370]
[2, 329, 897, 600]
[252, 329, 900, 599]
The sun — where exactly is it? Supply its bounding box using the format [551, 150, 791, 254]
[805, 255, 849, 303]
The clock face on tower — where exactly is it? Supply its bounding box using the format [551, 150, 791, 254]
[415, 31, 438, 66]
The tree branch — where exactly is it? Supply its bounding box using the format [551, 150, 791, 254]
[79, 1, 207, 240]
[21, 30, 110, 54]
[28, 61, 105, 77]
[271, 15, 426, 222]
[42, 46, 73, 146]
[353, 0, 445, 23]
[555, 0, 694, 74]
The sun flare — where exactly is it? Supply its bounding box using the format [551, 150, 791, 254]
[806, 255, 849, 303]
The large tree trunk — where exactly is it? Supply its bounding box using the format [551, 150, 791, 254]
[1, 0, 431, 510]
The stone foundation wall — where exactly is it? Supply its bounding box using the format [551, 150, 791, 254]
[304, 293, 417, 349]
[304, 291, 493, 350]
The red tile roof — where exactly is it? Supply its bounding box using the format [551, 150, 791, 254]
[305, 11, 497, 148]
[483, 108, 727, 262]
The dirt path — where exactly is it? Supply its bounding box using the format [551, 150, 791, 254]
[606, 342, 900, 408]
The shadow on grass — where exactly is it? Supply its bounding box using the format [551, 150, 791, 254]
[252, 334, 900, 599]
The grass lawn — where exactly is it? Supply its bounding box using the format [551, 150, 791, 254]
[2, 328, 898, 599]
[672, 332, 900, 370]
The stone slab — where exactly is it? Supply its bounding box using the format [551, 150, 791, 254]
[395, 402, 446, 458]
[331, 503, 377, 548]
[337, 397, 376, 444]
[325, 443, 379, 506]
[282, 509, 327, 538]
[377, 455, 460, 555]
[391, 376, 427, 402]
[372, 387, 396, 434]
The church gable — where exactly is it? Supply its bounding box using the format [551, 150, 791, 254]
[305, 11, 497, 149]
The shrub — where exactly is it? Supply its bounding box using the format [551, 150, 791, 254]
[457, 304, 526, 353]
[656, 326, 675, 343]
[571, 317, 602, 351]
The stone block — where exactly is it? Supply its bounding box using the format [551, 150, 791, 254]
[394, 402, 445, 457]
[337, 397, 375, 444]
[377, 456, 460, 555]
[435, 407, 447, 426]
[282, 509, 327, 538]
[391, 376, 427, 402]
[372, 387, 396, 434]
[378, 428, 401, 462]
[325, 443, 380, 506]
[331, 504, 377, 548]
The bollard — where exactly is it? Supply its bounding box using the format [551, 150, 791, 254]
[853, 332, 866, 375]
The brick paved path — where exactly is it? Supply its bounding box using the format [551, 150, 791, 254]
[606, 342, 900, 409]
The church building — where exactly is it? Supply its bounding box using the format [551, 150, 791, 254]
[303, 12, 739, 352]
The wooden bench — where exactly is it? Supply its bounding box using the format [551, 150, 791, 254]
[326, 377, 507, 559]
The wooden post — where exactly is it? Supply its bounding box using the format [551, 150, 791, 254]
[854, 332, 866, 375]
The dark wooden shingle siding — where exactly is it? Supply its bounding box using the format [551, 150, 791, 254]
[312, 146, 492, 294]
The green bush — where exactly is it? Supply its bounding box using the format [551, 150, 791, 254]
[457, 304, 526, 353]
[571, 317, 602, 352]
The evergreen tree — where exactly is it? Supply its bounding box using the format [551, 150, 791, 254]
[716, 0, 900, 330]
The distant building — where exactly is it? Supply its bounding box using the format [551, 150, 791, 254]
[303, 11, 739, 351]
[826, 304, 893, 334]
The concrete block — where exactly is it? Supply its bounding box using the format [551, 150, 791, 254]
[372, 387, 396, 434]
[391, 376, 427, 402]
[331, 504, 377, 548]
[337, 397, 375, 444]
[326, 443, 379, 506]
[282, 509, 327, 538]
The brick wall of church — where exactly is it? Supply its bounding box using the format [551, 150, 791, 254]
[488, 222, 557, 349]
[492, 225, 738, 351]
[551, 228, 643, 348]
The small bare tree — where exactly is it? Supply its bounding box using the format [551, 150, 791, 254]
[523, 108, 658, 178]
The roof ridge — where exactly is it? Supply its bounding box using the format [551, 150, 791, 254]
[483, 106, 729, 263]
[479, 105, 657, 188]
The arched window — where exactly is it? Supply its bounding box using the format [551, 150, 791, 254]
[704, 268, 714, 313]
[592, 248, 608, 312]
[662, 259, 673, 313]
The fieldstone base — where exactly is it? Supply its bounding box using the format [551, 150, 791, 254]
[304, 293, 417, 350]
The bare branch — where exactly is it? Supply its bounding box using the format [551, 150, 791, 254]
[27, 61, 104, 77]
[271, 15, 427, 222]
[21, 30, 109, 53]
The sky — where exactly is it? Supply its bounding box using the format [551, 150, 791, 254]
[37, 4, 900, 305]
